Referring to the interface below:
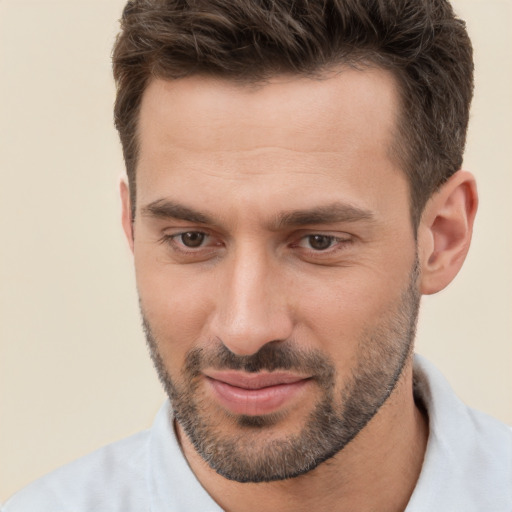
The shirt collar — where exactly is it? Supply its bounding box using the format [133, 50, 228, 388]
[149, 401, 223, 512]
[406, 354, 512, 511]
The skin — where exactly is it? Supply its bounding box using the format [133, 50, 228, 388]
[121, 68, 477, 512]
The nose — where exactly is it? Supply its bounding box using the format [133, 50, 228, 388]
[209, 245, 294, 356]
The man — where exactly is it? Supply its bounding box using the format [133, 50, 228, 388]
[3, 0, 511, 511]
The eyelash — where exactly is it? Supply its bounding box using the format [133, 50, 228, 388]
[159, 231, 217, 253]
[293, 234, 352, 252]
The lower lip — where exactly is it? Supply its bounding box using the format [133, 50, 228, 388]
[206, 377, 310, 416]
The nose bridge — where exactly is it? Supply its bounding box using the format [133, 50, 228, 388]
[212, 240, 293, 356]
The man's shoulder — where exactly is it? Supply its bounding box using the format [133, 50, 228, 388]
[2, 401, 221, 512]
[2, 429, 151, 512]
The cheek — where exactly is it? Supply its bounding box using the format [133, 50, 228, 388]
[134, 250, 215, 366]
[295, 265, 412, 363]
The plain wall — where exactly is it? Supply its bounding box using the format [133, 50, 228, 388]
[1, 0, 511, 502]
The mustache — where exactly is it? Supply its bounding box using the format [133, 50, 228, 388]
[142, 315, 336, 384]
[184, 340, 336, 383]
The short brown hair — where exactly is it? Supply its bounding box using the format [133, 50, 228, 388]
[112, 0, 473, 225]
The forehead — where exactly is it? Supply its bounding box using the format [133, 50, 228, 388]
[138, 67, 400, 156]
[135, 68, 408, 225]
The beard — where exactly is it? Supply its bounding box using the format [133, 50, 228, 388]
[142, 261, 421, 483]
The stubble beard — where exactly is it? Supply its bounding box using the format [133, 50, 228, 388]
[142, 263, 421, 483]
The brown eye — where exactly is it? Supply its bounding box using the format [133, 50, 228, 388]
[180, 232, 206, 248]
[307, 235, 334, 250]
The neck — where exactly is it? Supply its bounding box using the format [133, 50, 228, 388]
[177, 363, 428, 512]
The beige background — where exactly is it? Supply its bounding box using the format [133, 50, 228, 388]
[0, 0, 511, 502]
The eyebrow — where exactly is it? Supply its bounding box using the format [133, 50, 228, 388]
[141, 199, 375, 228]
[141, 199, 213, 224]
[272, 203, 375, 229]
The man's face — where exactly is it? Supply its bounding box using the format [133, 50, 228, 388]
[129, 69, 420, 482]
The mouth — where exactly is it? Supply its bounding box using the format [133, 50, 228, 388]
[203, 370, 312, 416]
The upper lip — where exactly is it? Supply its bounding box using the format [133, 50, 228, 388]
[204, 371, 310, 390]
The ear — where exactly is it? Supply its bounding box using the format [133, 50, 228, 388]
[417, 170, 478, 295]
[120, 178, 134, 253]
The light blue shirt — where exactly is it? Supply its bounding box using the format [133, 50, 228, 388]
[3, 356, 512, 511]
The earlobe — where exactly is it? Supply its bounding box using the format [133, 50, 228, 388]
[418, 170, 478, 295]
[120, 178, 135, 253]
